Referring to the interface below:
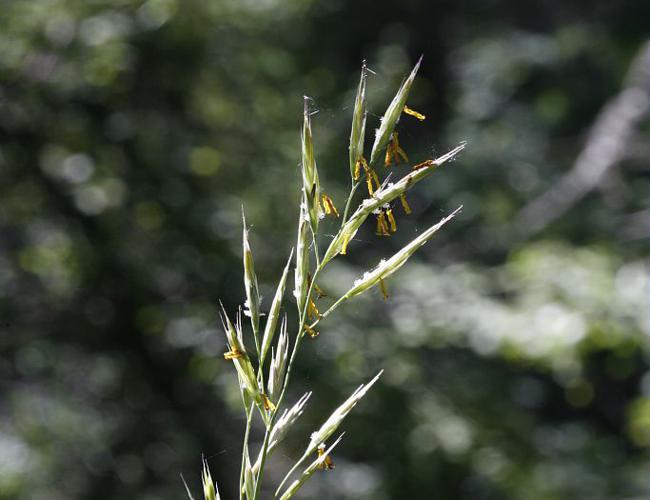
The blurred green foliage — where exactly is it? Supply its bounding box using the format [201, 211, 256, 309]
[1, 0, 649, 499]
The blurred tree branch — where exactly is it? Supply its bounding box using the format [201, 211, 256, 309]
[516, 40, 650, 237]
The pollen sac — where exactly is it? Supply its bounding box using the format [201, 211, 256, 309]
[313, 282, 328, 299]
[379, 278, 389, 301]
[262, 393, 277, 411]
[307, 299, 321, 321]
[411, 159, 434, 171]
[375, 211, 390, 236]
[375, 205, 397, 236]
[317, 444, 335, 470]
[304, 325, 320, 338]
[384, 146, 393, 168]
[386, 209, 397, 232]
[340, 233, 351, 255]
[224, 348, 245, 360]
[357, 157, 380, 196]
[322, 193, 340, 217]
[403, 105, 426, 121]
[400, 194, 412, 214]
[366, 172, 375, 195]
[384, 132, 409, 167]
[353, 159, 363, 181]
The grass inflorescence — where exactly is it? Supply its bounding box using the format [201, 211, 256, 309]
[187, 57, 465, 500]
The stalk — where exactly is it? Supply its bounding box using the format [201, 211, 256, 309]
[239, 405, 253, 500]
[341, 181, 361, 225]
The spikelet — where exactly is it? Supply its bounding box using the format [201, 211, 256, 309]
[278, 435, 345, 500]
[241, 209, 261, 347]
[343, 207, 462, 299]
[268, 392, 312, 452]
[369, 57, 422, 165]
[219, 304, 262, 409]
[243, 450, 256, 500]
[301, 97, 321, 232]
[349, 61, 368, 180]
[260, 250, 293, 365]
[307, 371, 383, 454]
[294, 196, 311, 313]
[252, 392, 312, 476]
[267, 316, 289, 402]
[201, 459, 221, 500]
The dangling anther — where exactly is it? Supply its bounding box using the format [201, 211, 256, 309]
[375, 211, 390, 236]
[411, 159, 433, 171]
[262, 393, 276, 411]
[322, 194, 340, 217]
[386, 208, 397, 233]
[400, 194, 412, 214]
[313, 282, 328, 299]
[307, 299, 322, 321]
[403, 105, 426, 121]
[317, 443, 335, 470]
[378, 277, 389, 301]
[304, 324, 320, 338]
[224, 347, 245, 360]
[385, 132, 409, 167]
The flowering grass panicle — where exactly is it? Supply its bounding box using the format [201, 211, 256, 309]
[187, 57, 465, 499]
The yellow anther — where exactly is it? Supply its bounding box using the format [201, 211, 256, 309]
[403, 105, 426, 121]
[384, 146, 393, 168]
[223, 347, 245, 360]
[411, 159, 433, 171]
[366, 172, 375, 195]
[400, 194, 412, 214]
[386, 208, 397, 233]
[375, 212, 390, 236]
[369, 168, 380, 192]
[385, 132, 409, 167]
[367, 167, 380, 195]
[341, 233, 350, 255]
[307, 299, 321, 321]
[354, 159, 362, 181]
[394, 144, 409, 164]
[313, 282, 328, 299]
[304, 325, 319, 338]
[356, 157, 381, 195]
[322, 194, 340, 217]
[317, 444, 335, 470]
[378, 277, 389, 301]
[307, 272, 327, 298]
[262, 394, 276, 411]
